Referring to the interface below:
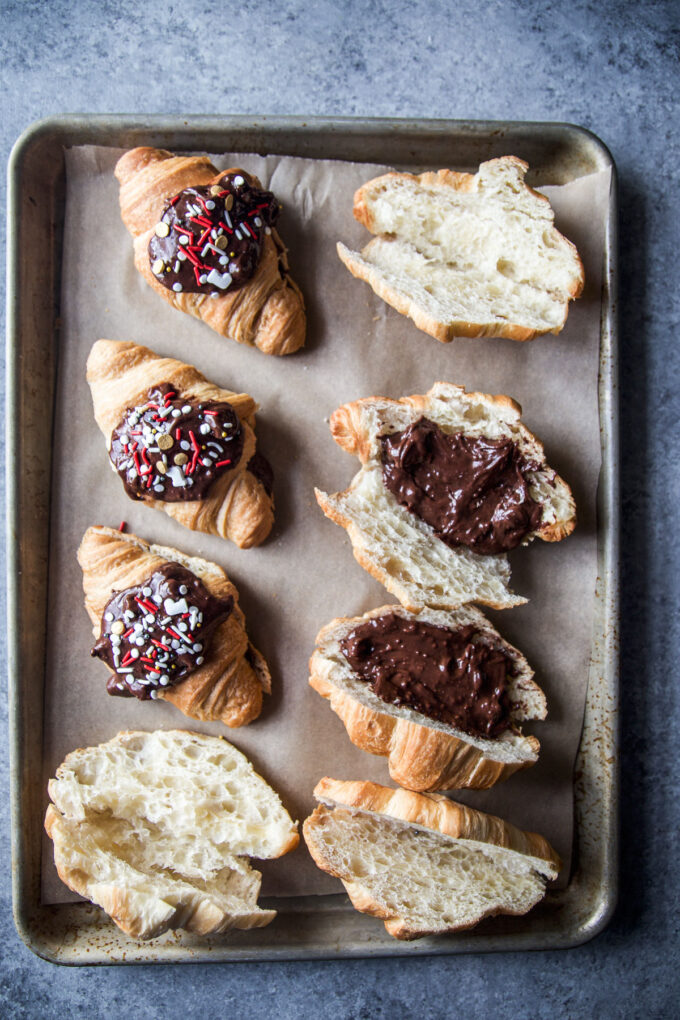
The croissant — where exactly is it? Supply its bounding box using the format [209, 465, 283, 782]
[78, 525, 270, 727]
[87, 339, 274, 548]
[115, 147, 305, 356]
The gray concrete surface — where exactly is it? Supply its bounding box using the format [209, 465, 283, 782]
[0, 1, 678, 1016]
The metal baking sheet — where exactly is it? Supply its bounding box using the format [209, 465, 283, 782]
[6, 116, 618, 964]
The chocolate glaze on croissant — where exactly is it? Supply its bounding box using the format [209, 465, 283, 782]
[115, 147, 306, 356]
[78, 525, 271, 727]
[87, 339, 275, 547]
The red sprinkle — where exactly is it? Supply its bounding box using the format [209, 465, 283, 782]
[215, 459, 232, 467]
[118, 521, 127, 532]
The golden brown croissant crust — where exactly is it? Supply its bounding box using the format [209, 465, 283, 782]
[115, 147, 305, 356]
[87, 339, 275, 548]
[78, 525, 270, 727]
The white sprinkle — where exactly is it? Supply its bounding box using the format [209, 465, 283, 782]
[181, 405, 192, 413]
[178, 621, 188, 632]
[104, 612, 114, 622]
[265, 226, 271, 235]
[199, 274, 207, 285]
[224, 211, 233, 229]
[142, 587, 152, 597]
[172, 409, 181, 418]
[180, 440, 191, 451]
[177, 251, 187, 261]
[154, 484, 164, 493]
[203, 457, 212, 466]
[254, 217, 262, 227]
[173, 282, 183, 292]
[150, 690, 158, 699]
[193, 643, 203, 652]
[219, 256, 228, 266]
[196, 656, 204, 665]
[131, 649, 140, 659]
[199, 423, 211, 434]
[173, 261, 180, 273]
[233, 175, 244, 186]
[179, 235, 189, 245]
[206, 268, 232, 290]
[234, 228, 242, 240]
[145, 614, 155, 625]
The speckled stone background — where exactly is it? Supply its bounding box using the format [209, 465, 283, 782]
[1, 1, 678, 1016]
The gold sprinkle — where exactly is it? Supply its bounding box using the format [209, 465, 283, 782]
[224, 194, 234, 211]
[174, 453, 188, 466]
[229, 251, 235, 257]
[154, 221, 170, 238]
[110, 620, 125, 635]
[210, 185, 222, 196]
[156, 462, 167, 474]
[215, 235, 228, 250]
[157, 434, 174, 450]
[152, 258, 165, 274]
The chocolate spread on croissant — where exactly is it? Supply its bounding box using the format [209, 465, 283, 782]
[148, 171, 280, 296]
[380, 418, 543, 555]
[92, 563, 233, 700]
[340, 613, 514, 739]
[109, 384, 245, 502]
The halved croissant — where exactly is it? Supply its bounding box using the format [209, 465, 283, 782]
[115, 147, 305, 355]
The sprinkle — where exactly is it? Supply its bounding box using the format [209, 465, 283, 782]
[173, 282, 183, 292]
[119, 521, 127, 532]
[174, 452, 188, 466]
[152, 258, 165, 274]
[224, 193, 234, 210]
[154, 221, 169, 237]
[157, 433, 174, 451]
[179, 235, 189, 245]
[215, 459, 232, 467]
[157, 462, 167, 475]
[233, 175, 245, 186]
[104, 612, 114, 622]
[205, 199, 215, 210]
[210, 185, 222, 196]
[111, 620, 125, 636]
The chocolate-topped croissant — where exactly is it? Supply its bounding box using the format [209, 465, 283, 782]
[87, 339, 275, 547]
[78, 526, 270, 726]
[115, 147, 306, 356]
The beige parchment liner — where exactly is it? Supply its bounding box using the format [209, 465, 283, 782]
[41, 145, 610, 907]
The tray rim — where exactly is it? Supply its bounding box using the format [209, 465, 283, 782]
[6, 113, 619, 965]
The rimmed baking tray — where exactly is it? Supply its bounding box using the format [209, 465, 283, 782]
[6, 116, 618, 964]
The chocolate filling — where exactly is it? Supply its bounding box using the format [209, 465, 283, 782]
[92, 563, 233, 700]
[109, 383, 245, 502]
[246, 451, 274, 497]
[148, 171, 279, 296]
[380, 417, 543, 555]
[340, 613, 514, 739]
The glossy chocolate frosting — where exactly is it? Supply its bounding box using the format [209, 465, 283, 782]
[109, 384, 245, 502]
[380, 417, 542, 555]
[148, 171, 279, 296]
[92, 563, 233, 700]
[340, 613, 514, 739]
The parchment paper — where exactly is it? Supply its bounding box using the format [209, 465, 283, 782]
[41, 144, 610, 904]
